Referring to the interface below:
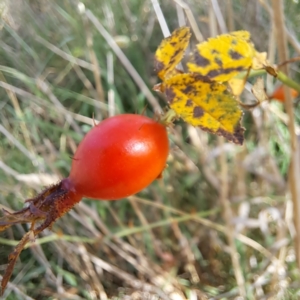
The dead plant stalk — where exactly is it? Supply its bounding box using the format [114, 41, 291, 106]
[218, 137, 246, 297]
[271, 0, 300, 269]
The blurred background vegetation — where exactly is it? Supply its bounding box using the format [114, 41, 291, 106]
[0, 0, 300, 299]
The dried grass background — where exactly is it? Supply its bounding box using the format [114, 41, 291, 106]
[0, 0, 300, 299]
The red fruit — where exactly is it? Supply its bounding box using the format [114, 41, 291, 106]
[67, 114, 169, 200]
[269, 85, 298, 102]
[0, 114, 169, 293]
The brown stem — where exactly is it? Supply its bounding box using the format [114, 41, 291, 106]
[0, 179, 82, 294]
[271, 0, 300, 269]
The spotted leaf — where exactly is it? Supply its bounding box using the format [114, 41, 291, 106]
[154, 26, 191, 80]
[187, 31, 255, 82]
[164, 73, 245, 144]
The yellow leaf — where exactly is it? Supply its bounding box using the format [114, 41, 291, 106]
[154, 27, 191, 80]
[187, 31, 255, 82]
[252, 51, 268, 70]
[228, 78, 246, 96]
[228, 63, 251, 97]
[252, 77, 268, 103]
[164, 73, 245, 145]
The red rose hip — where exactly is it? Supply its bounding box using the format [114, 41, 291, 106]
[68, 114, 169, 199]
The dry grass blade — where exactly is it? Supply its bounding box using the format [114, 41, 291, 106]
[87, 250, 180, 300]
[82, 15, 106, 118]
[172, 0, 204, 41]
[211, 0, 227, 34]
[85, 9, 162, 113]
[0, 72, 34, 153]
[35, 36, 94, 71]
[36, 79, 82, 134]
[0, 124, 41, 169]
[0, 275, 34, 300]
[150, 0, 171, 37]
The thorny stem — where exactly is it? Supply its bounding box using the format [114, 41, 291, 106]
[0, 180, 82, 295]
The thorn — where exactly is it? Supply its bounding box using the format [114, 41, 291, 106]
[141, 104, 148, 116]
[69, 155, 79, 161]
